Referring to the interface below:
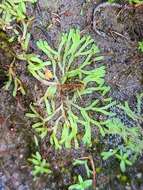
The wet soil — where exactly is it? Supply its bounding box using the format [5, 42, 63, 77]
[0, 0, 143, 190]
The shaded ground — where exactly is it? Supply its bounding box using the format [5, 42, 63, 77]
[0, 0, 143, 190]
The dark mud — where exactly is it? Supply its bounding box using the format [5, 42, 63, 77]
[0, 0, 143, 190]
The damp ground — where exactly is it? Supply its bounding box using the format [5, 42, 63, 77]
[0, 0, 143, 190]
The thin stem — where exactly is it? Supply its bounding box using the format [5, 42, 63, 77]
[51, 115, 63, 132]
[38, 79, 57, 86]
[72, 102, 83, 111]
[44, 104, 62, 122]
[52, 59, 58, 82]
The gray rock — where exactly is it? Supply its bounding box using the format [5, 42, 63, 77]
[39, 0, 59, 11]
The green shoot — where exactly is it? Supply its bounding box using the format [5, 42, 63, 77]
[28, 151, 52, 177]
[117, 93, 143, 123]
[138, 41, 143, 52]
[115, 150, 132, 173]
[68, 175, 92, 190]
[73, 159, 92, 178]
[105, 117, 143, 156]
[0, 0, 36, 52]
[101, 149, 118, 160]
[108, 0, 143, 3]
[4, 61, 26, 97]
[0, 0, 36, 29]
[26, 104, 48, 139]
[101, 115, 143, 172]
[101, 149, 132, 173]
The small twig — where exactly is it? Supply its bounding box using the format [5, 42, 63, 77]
[78, 155, 96, 190]
[109, 30, 130, 41]
[38, 79, 57, 86]
[89, 155, 96, 190]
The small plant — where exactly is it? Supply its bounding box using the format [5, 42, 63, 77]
[73, 159, 92, 178]
[72, 156, 96, 189]
[101, 93, 143, 172]
[28, 151, 52, 177]
[117, 93, 143, 124]
[101, 114, 143, 172]
[101, 149, 132, 172]
[115, 150, 132, 172]
[0, 0, 36, 29]
[26, 29, 116, 149]
[0, 1, 37, 95]
[0, 1, 37, 96]
[0, 0, 36, 52]
[103, 118, 142, 146]
[138, 41, 143, 52]
[68, 175, 92, 190]
[26, 104, 48, 139]
[4, 60, 26, 97]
